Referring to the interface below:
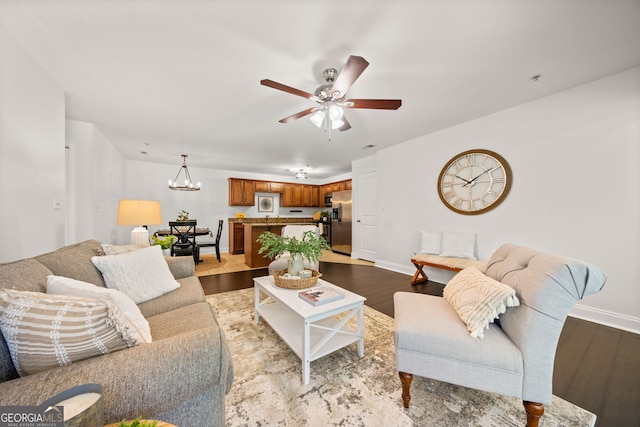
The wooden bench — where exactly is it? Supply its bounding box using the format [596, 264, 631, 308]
[410, 254, 487, 285]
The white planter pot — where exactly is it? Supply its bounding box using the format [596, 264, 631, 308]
[287, 255, 305, 276]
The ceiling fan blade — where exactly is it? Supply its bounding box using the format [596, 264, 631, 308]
[278, 107, 319, 123]
[329, 55, 369, 98]
[344, 99, 402, 110]
[338, 116, 351, 132]
[261, 79, 314, 100]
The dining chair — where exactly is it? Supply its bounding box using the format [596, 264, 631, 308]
[168, 220, 199, 264]
[198, 219, 223, 262]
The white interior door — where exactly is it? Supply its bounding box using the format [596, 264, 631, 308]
[356, 172, 377, 262]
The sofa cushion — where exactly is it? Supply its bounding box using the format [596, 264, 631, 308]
[91, 245, 180, 304]
[146, 301, 216, 340]
[0, 258, 53, 293]
[137, 276, 205, 318]
[46, 275, 152, 343]
[443, 266, 519, 338]
[35, 240, 106, 287]
[394, 292, 524, 398]
[0, 289, 145, 376]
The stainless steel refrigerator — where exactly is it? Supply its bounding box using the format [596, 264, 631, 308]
[331, 190, 352, 255]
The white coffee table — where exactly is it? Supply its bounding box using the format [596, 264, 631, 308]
[253, 275, 366, 385]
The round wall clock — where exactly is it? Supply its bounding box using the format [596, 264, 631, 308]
[437, 149, 512, 215]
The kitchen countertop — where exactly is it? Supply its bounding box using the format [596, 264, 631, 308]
[243, 222, 315, 227]
[228, 217, 314, 224]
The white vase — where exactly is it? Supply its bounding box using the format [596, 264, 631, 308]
[162, 248, 171, 257]
[287, 255, 305, 276]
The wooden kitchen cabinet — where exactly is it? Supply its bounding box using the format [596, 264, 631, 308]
[254, 180, 270, 192]
[302, 185, 319, 207]
[229, 177, 348, 208]
[244, 224, 284, 268]
[281, 183, 320, 207]
[229, 222, 245, 254]
[228, 178, 255, 206]
[269, 182, 284, 193]
[281, 183, 303, 207]
[254, 180, 285, 193]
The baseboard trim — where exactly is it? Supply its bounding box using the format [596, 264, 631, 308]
[570, 304, 640, 335]
[375, 261, 639, 334]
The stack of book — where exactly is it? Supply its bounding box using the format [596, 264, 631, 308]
[298, 286, 345, 306]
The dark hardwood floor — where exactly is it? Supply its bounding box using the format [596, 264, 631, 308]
[199, 262, 640, 427]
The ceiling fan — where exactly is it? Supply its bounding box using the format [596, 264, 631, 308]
[261, 55, 402, 132]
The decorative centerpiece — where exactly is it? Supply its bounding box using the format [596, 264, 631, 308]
[176, 210, 190, 221]
[256, 230, 330, 289]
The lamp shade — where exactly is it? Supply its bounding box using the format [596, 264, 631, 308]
[116, 200, 162, 226]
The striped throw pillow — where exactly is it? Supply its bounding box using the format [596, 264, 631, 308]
[443, 266, 519, 338]
[0, 289, 144, 376]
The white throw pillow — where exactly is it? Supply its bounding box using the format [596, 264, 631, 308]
[0, 289, 144, 376]
[46, 275, 152, 343]
[439, 231, 477, 259]
[443, 266, 519, 338]
[91, 245, 180, 304]
[419, 230, 441, 255]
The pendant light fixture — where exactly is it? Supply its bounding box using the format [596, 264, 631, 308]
[168, 154, 201, 191]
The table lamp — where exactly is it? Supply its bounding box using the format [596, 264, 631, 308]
[116, 200, 163, 246]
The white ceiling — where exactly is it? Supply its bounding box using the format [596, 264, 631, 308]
[2, 0, 639, 179]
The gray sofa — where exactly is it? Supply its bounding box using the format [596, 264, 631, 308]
[0, 240, 233, 426]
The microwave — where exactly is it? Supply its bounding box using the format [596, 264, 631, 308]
[324, 193, 332, 207]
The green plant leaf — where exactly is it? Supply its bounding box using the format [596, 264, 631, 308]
[256, 230, 330, 262]
[151, 234, 178, 249]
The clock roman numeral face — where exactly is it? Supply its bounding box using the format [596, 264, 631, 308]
[437, 149, 512, 215]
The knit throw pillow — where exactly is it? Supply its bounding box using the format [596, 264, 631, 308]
[0, 289, 144, 376]
[91, 245, 180, 304]
[443, 266, 519, 338]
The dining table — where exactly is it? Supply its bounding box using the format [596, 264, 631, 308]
[154, 227, 212, 263]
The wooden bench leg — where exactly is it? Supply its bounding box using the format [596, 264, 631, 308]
[411, 262, 428, 285]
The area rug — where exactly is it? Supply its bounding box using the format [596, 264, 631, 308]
[195, 253, 227, 273]
[207, 289, 596, 427]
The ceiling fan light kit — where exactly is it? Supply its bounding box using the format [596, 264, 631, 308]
[261, 55, 402, 137]
[168, 154, 201, 191]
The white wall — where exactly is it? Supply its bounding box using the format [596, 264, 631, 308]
[0, 24, 66, 262]
[118, 160, 333, 253]
[375, 67, 640, 333]
[66, 120, 124, 245]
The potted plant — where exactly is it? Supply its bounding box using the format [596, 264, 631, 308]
[256, 230, 330, 275]
[151, 234, 178, 256]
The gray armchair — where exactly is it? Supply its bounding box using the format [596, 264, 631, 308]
[394, 243, 607, 427]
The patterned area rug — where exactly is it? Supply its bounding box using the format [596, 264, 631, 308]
[207, 289, 596, 427]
